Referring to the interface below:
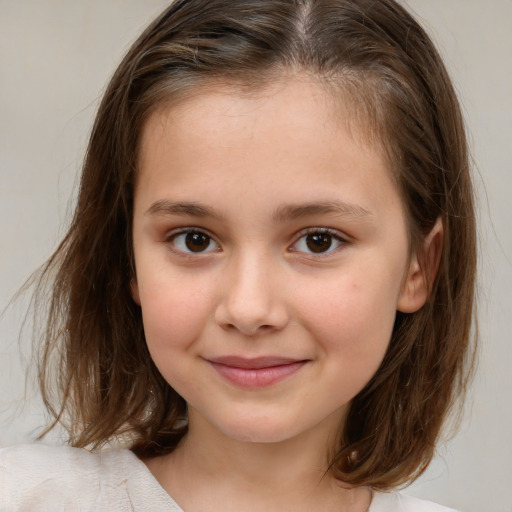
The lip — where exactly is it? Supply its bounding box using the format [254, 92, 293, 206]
[206, 356, 308, 388]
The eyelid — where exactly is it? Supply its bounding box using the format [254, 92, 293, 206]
[288, 227, 349, 256]
[164, 226, 221, 255]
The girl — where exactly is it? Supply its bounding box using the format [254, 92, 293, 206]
[0, 0, 476, 511]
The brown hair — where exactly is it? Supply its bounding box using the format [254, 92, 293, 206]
[34, 0, 476, 489]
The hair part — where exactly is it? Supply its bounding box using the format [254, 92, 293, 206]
[34, 0, 477, 489]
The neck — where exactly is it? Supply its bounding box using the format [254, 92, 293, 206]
[144, 409, 371, 512]
[186, 410, 334, 487]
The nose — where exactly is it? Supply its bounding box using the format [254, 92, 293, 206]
[214, 252, 289, 336]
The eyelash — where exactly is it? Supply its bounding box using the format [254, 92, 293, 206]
[165, 227, 221, 256]
[289, 227, 348, 257]
[164, 227, 348, 257]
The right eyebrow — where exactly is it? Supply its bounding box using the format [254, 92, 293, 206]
[144, 200, 224, 221]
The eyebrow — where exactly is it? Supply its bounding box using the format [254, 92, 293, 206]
[145, 200, 223, 220]
[272, 200, 373, 222]
[144, 199, 373, 222]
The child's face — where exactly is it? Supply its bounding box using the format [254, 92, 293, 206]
[131, 78, 425, 445]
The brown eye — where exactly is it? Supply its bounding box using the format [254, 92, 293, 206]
[185, 232, 211, 252]
[305, 233, 332, 253]
[171, 230, 219, 254]
[291, 230, 344, 255]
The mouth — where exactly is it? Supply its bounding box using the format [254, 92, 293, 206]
[206, 356, 309, 388]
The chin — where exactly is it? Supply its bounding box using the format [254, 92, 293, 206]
[212, 416, 307, 445]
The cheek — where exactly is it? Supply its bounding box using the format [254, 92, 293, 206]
[137, 271, 216, 352]
[295, 271, 399, 366]
[137, 273, 218, 394]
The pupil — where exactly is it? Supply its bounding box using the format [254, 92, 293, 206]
[185, 232, 210, 252]
[306, 233, 332, 253]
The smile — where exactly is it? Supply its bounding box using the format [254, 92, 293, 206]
[206, 357, 308, 388]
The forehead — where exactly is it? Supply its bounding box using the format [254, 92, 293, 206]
[135, 77, 402, 223]
[138, 75, 387, 175]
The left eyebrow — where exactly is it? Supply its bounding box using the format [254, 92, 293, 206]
[272, 200, 374, 222]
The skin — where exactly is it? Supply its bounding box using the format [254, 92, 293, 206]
[130, 76, 435, 512]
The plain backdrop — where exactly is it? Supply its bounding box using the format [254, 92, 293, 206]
[1, 1, 511, 511]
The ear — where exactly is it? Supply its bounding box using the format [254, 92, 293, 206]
[397, 217, 443, 313]
[130, 276, 141, 305]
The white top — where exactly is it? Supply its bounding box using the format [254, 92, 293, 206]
[0, 444, 459, 511]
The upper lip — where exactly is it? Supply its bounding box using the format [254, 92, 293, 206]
[206, 356, 306, 369]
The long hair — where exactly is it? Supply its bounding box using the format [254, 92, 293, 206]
[35, 0, 476, 489]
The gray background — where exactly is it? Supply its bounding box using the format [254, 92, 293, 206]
[1, 1, 511, 510]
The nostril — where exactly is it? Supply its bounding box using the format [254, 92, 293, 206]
[213, 274, 290, 335]
[221, 322, 275, 336]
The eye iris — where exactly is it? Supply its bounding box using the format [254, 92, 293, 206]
[306, 233, 332, 253]
[185, 232, 210, 252]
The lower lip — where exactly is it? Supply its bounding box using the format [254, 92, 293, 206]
[209, 361, 307, 388]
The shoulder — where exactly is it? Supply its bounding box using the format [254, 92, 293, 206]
[370, 491, 460, 512]
[0, 443, 146, 511]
